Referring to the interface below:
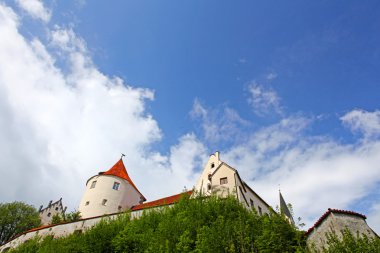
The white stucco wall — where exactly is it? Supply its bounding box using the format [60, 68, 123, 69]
[78, 174, 142, 219]
[0, 213, 121, 252]
[194, 151, 270, 216]
[194, 152, 222, 196]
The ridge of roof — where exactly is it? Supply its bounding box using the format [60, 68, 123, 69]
[131, 191, 193, 211]
[102, 159, 146, 201]
[305, 208, 366, 236]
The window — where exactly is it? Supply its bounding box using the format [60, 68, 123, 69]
[250, 199, 254, 208]
[55, 207, 59, 211]
[85, 201, 90, 206]
[211, 163, 215, 168]
[102, 199, 107, 206]
[258, 206, 262, 216]
[113, 182, 120, 190]
[90, 180, 97, 189]
[47, 212, 51, 217]
[220, 177, 228, 185]
[118, 206, 122, 211]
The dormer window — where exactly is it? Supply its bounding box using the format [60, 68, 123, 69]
[90, 181, 97, 189]
[113, 182, 120, 190]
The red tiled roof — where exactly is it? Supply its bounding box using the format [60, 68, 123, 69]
[131, 191, 193, 211]
[102, 159, 146, 201]
[305, 208, 366, 236]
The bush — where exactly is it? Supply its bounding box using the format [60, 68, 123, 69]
[10, 195, 306, 253]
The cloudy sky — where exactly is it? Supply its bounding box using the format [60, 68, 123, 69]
[0, 0, 379, 232]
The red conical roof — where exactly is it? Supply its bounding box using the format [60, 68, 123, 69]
[102, 159, 146, 201]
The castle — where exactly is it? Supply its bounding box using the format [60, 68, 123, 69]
[0, 152, 377, 252]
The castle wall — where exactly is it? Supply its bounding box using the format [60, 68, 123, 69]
[0, 205, 178, 252]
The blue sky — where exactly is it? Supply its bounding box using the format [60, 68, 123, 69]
[0, 0, 380, 232]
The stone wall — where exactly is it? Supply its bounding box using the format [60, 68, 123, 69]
[306, 211, 377, 251]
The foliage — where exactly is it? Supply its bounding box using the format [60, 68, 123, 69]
[51, 214, 63, 225]
[9, 195, 306, 253]
[0, 202, 41, 244]
[50, 210, 82, 225]
[322, 228, 380, 253]
[9, 215, 130, 253]
[64, 210, 81, 223]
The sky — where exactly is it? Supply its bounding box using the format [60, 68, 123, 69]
[0, 0, 379, 232]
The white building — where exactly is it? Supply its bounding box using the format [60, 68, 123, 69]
[38, 198, 66, 225]
[78, 158, 146, 219]
[194, 151, 271, 215]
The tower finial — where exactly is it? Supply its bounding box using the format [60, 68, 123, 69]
[121, 153, 126, 159]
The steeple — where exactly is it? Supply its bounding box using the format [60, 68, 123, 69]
[101, 158, 144, 200]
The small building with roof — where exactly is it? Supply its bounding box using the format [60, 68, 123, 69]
[306, 208, 378, 251]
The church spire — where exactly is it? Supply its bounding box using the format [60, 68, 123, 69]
[279, 191, 295, 225]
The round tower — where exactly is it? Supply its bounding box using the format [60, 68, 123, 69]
[78, 158, 146, 219]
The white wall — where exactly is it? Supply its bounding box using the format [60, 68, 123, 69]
[78, 174, 142, 219]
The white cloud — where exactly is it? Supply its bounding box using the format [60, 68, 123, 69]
[190, 99, 250, 143]
[247, 82, 282, 116]
[368, 203, 380, 233]
[220, 116, 380, 233]
[266, 72, 278, 80]
[0, 3, 205, 211]
[15, 0, 51, 22]
[341, 109, 380, 139]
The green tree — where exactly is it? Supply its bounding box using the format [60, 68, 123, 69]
[51, 213, 63, 225]
[64, 210, 81, 222]
[322, 228, 380, 253]
[0, 201, 41, 244]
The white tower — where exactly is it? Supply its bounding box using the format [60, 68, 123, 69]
[78, 158, 146, 219]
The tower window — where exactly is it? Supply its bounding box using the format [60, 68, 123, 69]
[102, 199, 107, 206]
[85, 201, 90, 206]
[220, 177, 228, 185]
[90, 181, 97, 189]
[113, 182, 120, 190]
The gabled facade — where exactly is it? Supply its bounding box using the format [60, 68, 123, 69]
[194, 151, 271, 215]
[39, 198, 66, 225]
[306, 208, 378, 251]
[78, 158, 146, 219]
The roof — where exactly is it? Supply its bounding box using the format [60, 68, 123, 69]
[131, 191, 193, 211]
[101, 158, 146, 201]
[305, 208, 366, 236]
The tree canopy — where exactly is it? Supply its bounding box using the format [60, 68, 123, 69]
[0, 202, 41, 244]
